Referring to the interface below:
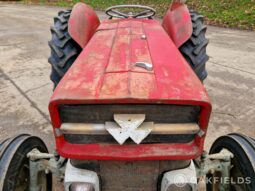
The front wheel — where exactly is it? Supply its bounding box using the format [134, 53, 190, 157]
[207, 134, 255, 191]
[0, 134, 52, 191]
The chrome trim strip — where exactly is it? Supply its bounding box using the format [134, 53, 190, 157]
[60, 123, 199, 135]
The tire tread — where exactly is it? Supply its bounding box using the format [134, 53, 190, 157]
[179, 10, 209, 81]
[48, 9, 81, 88]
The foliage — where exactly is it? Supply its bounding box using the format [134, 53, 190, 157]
[22, 0, 255, 30]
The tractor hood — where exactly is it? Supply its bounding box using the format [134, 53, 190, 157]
[50, 19, 210, 107]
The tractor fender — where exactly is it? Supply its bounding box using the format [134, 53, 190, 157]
[162, 0, 192, 48]
[68, 3, 100, 48]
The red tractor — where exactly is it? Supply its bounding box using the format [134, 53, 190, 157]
[0, 1, 254, 191]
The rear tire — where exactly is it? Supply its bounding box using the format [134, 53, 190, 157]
[207, 134, 255, 191]
[0, 134, 52, 191]
[179, 10, 209, 81]
[48, 9, 82, 88]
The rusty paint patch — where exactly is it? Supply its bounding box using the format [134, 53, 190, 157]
[100, 73, 129, 98]
[106, 34, 131, 72]
[130, 73, 156, 98]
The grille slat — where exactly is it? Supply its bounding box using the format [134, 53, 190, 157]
[64, 134, 195, 144]
[59, 104, 200, 123]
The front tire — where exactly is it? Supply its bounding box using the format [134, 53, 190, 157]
[0, 135, 52, 191]
[179, 10, 209, 81]
[207, 134, 255, 191]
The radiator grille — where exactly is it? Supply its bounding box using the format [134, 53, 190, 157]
[59, 104, 200, 124]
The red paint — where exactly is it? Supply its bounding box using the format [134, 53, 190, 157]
[68, 3, 100, 48]
[162, 1, 192, 47]
[49, 4, 212, 160]
[57, 140, 200, 161]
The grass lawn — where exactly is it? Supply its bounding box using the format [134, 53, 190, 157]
[22, 0, 255, 30]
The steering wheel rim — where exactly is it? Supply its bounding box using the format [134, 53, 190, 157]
[105, 5, 156, 19]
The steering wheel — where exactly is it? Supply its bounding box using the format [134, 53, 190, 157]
[106, 5, 156, 19]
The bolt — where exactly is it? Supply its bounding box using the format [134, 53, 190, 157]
[209, 169, 215, 174]
[54, 150, 60, 161]
[58, 175, 65, 182]
[45, 169, 50, 174]
[55, 128, 63, 137]
[201, 151, 207, 161]
[141, 34, 147, 40]
[198, 130, 205, 137]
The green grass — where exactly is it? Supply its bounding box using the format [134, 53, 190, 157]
[22, 0, 255, 30]
[188, 0, 255, 30]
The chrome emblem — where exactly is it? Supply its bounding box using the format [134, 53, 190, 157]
[105, 114, 153, 145]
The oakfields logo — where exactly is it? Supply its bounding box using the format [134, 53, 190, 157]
[173, 174, 251, 188]
[205, 176, 252, 185]
[173, 174, 190, 188]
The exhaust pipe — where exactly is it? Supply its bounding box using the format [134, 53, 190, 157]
[69, 183, 95, 191]
[64, 160, 100, 191]
[161, 161, 197, 191]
